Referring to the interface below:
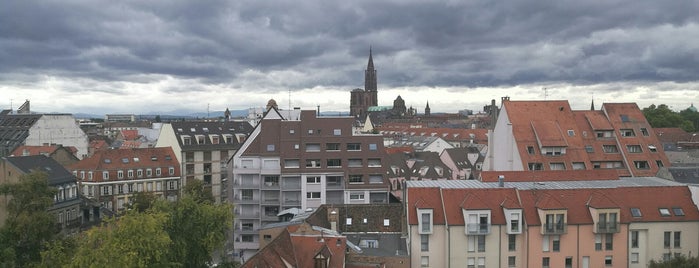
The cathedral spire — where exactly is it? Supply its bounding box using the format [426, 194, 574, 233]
[365, 46, 377, 92]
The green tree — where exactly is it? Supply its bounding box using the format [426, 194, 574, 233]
[649, 254, 699, 268]
[642, 104, 695, 132]
[36, 237, 77, 268]
[163, 191, 233, 267]
[126, 191, 158, 212]
[0, 171, 58, 267]
[183, 179, 215, 204]
[69, 211, 172, 268]
[155, 115, 162, 123]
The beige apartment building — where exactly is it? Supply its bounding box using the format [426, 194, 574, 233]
[406, 172, 699, 268]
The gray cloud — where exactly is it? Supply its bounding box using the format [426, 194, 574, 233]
[1, 0, 698, 113]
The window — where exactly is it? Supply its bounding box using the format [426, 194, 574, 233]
[552, 235, 560, 251]
[572, 162, 586, 170]
[137, 169, 143, 177]
[527, 146, 535, 155]
[349, 193, 365, 200]
[418, 209, 433, 234]
[634, 161, 649, 169]
[369, 143, 378, 151]
[333, 129, 341, 135]
[508, 234, 516, 251]
[305, 143, 321, 152]
[673, 207, 685, 216]
[420, 234, 429, 251]
[565, 257, 573, 268]
[266, 144, 275, 152]
[567, 130, 575, 136]
[674, 231, 681, 248]
[156, 168, 162, 176]
[182, 136, 191, 145]
[630, 208, 642, 217]
[367, 158, 381, 167]
[421, 256, 429, 267]
[369, 175, 383, 184]
[542, 257, 550, 268]
[241, 235, 253, 242]
[306, 192, 321, 199]
[508, 256, 516, 268]
[602, 145, 619, 153]
[477, 257, 485, 268]
[306, 159, 321, 168]
[509, 212, 521, 233]
[468, 236, 486, 252]
[284, 159, 300, 168]
[118, 170, 124, 179]
[241, 189, 253, 200]
[146, 169, 152, 177]
[656, 160, 664, 167]
[549, 162, 566, 170]
[605, 233, 613, 250]
[168, 167, 174, 175]
[631, 253, 639, 263]
[468, 257, 476, 268]
[348, 159, 362, 167]
[585, 145, 594, 152]
[664, 231, 671, 248]
[631, 231, 639, 248]
[87, 172, 93, 181]
[541, 147, 564, 155]
[620, 129, 635, 137]
[103, 171, 109, 180]
[347, 143, 361, 151]
[605, 256, 612, 266]
[349, 175, 363, 184]
[466, 212, 491, 235]
[321, 158, 340, 168]
[595, 234, 603, 250]
[659, 208, 671, 217]
[384, 219, 390, 226]
[326, 143, 340, 151]
[544, 213, 566, 234]
[306, 176, 321, 184]
[627, 145, 642, 153]
[528, 163, 543, 170]
[648, 144, 658, 152]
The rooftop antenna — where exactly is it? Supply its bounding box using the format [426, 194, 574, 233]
[542, 87, 549, 100]
[207, 103, 210, 118]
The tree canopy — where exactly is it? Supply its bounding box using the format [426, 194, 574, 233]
[642, 104, 697, 132]
[649, 254, 699, 268]
[0, 171, 58, 267]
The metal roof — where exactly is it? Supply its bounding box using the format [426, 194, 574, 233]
[406, 177, 683, 190]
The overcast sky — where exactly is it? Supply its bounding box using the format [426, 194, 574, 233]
[2, 0, 699, 115]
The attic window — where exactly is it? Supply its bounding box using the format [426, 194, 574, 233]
[104, 158, 112, 164]
[122, 158, 129, 163]
[133, 157, 140, 162]
[673, 208, 685, 216]
[567, 130, 575, 136]
[151, 156, 158, 161]
[165, 155, 171, 160]
[202, 127, 209, 132]
[346, 218, 352, 225]
[630, 208, 642, 217]
[620, 115, 629, 122]
[659, 208, 671, 217]
[190, 128, 196, 132]
[384, 219, 390, 226]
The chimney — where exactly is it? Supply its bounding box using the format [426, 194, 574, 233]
[498, 175, 505, 188]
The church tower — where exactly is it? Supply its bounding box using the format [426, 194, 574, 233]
[425, 101, 431, 116]
[350, 48, 379, 118]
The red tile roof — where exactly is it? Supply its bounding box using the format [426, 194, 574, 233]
[407, 187, 445, 225]
[68, 147, 180, 181]
[242, 228, 347, 268]
[11, 144, 77, 157]
[120, 129, 140, 140]
[441, 188, 520, 225]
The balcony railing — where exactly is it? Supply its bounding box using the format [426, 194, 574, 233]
[595, 221, 620, 233]
[543, 223, 567, 234]
[466, 223, 491, 235]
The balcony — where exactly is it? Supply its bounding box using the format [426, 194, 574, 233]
[283, 199, 300, 206]
[466, 223, 491, 235]
[234, 210, 259, 219]
[543, 222, 567, 235]
[595, 221, 620, 233]
[233, 195, 258, 204]
[262, 181, 280, 189]
[261, 197, 280, 205]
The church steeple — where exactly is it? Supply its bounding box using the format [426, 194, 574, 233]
[365, 47, 377, 92]
[425, 101, 431, 116]
[590, 98, 595, 111]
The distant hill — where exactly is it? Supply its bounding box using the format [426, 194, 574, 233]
[72, 109, 349, 120]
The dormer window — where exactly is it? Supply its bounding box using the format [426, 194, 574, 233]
[417, 209, 433, 234]
[505, 209, 522, 234]
[596, 211, 619, 233]
[620, 129, 635, 137]
[464, 210, 491, 235]
[542, 211, 567, 235]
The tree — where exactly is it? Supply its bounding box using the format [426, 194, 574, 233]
[183, 179, 215, 204]
[126, 191, 158, 212]
[69, 211, 173, 268]
[155, 115, 162, 123]
[0, 171, 58, 267]
[163, 185, 233, 267]
[649, 254, 699, 268]
[642, 104, 695, 132]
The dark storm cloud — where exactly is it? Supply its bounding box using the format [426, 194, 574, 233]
[1, 0, 699, 93]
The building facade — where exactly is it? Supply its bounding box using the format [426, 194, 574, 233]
[156, 120, 254, 203]
[69, 147, 181, 212]
[405, 175, 699, 268]
[486, 99, 670, 177]
[230, 107, 389, 261]
[0, 112, 89, 159]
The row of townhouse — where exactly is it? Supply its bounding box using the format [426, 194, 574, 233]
[487, 99, 669, 177]
[230, 107, 390, 261]
[406, 173, 699, 268]
[68, 147, 181, 211]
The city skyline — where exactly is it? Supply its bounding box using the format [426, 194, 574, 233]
[2, 1, 698, 114]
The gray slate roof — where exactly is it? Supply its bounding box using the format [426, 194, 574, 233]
[5, 155, 76, 185]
